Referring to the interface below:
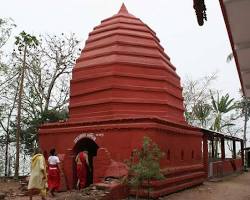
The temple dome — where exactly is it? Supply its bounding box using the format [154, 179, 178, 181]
[69, 4, 186, 123]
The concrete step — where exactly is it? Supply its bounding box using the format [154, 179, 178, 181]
[130, 171, 206, 198]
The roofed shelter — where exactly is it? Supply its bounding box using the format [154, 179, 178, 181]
[219, 0, 250, 168]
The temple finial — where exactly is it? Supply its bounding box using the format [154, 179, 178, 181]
[118, 3, 129, 14]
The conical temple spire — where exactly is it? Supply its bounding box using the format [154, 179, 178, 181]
[118, 3, 129, 14]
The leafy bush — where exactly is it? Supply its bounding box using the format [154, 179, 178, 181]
[126, 137, 165, 199]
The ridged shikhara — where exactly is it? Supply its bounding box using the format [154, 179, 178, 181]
[69, 4, 185, 123]
[39, 5, 207, 197]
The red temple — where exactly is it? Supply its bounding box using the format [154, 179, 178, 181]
[39, 4, 243, 198]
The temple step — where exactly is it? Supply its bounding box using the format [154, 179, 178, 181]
[130, 170, 206, 198]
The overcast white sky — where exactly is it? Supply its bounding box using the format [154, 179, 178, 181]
[1, 0, 241, 99]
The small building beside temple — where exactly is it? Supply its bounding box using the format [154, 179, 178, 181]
[39, 4, 244, 198]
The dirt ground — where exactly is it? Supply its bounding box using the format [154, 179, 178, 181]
[1, 172, 250, 200]
[161, 172, 250, 200]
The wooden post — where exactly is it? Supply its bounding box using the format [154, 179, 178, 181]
[203, 134, 208, 178]
[240, 140, 244, 168]
[221, 137, 225, 160]
[233, 140, 236, 159]
[211, 138, 215, 159]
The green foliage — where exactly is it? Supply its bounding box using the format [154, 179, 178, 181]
[237, 97, 250, 121]
[210, 91, 237, 114]
[0, 18, 16, 49]
[182, 72, 217, 125]
[13, 31, 40, 177]
[15, 31, 39, 51]
[0, 27, 80, 175]
[21, 109, 68, 154]
[226, 52, 234, 63]
[210, 91, 237, 132]
[192, 101, 211, 127]
[126, 137, 165, 199]
[183, 74, 239, 135]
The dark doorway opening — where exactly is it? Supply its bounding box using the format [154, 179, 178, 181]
[73, 138, 99, 188]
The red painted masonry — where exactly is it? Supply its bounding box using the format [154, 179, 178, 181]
[39, 4, 206, 197]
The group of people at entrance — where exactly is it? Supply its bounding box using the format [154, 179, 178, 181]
[27, 148, 89, 200]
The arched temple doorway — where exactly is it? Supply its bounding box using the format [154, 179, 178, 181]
[73, 137, 99, 187]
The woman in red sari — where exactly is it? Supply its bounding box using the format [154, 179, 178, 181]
[75, 151, 90, 189]
[47, 148, 60, 196]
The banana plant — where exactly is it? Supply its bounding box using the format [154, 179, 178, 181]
[192, 101, 211, 128]
[210, 91, 237, 158]
[210, 91, 237, 132]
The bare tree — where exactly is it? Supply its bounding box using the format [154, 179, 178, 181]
[24, 33, 80, 114]
[13, 31, 39, 178]
[0, 18, 16, 50]
[182, 72, 217, 125]
[0, 17, 16, 176]
[0, 31, 80, 176]
[20, 33, 80, 153]
[0, 84, 18, 176]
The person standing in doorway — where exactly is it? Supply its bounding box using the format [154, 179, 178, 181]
[75, 150, 90, 189]
[27, 148, 47, 200]
[48, 148, 61, 197]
